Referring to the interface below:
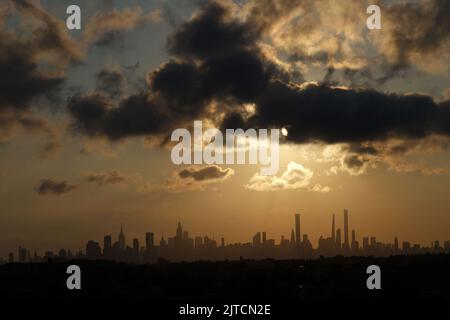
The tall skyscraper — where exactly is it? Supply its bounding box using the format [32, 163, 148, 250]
[253, 232, 261, 246]
[344, 209, 349, 249]
[118, 225, 126, 251]
[331, 213, 335, 244]
[394, 237, 399, 252]
[176, 222, 183, 240]
[351, 229, 356, 246]
[262, 232, 267, 244]
[295, 213, 301, 246]
[145, 232, 154, 250]
[103, 235, 112, 257]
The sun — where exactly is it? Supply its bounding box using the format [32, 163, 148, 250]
[281, 128, 288, 137]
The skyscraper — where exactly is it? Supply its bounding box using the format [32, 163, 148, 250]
[344, 209, 349, 249]
[295, 213, 301, 246]
[118, 225, 125, 251]
[145, 232, 154, 251]
[104, 235, 112, 257]
[86, 240, 101, 259]
[331, 213, 335, 244]
[351, 229, 355, 246]
[176, 222, 183, 240]
[253, 232, 262, 246]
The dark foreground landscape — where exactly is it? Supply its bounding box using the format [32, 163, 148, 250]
[1, 254, 450, 301]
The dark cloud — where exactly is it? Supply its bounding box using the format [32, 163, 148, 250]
[34, 178, 76, 195]
[84, 170, 128, 185]
[240, 82, 450, 144]
[11, 0, 82, 63]
[0, 0, 81, 142]
[0, 48, 64, 112]
[199, 49, 271, 103]
[167, 1, 258, 60]
[344, 154, 369, 169]
[67, 92, 111, 137]
[65, 0, 450, 152]
[95, 68, 127, 98]
[385, 0, 450, 69]
[150, 61, 208, 110]
[178, 165, 233, 181]
[67, 1, 273, 141]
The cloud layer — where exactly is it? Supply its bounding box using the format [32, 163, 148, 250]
[65, 0, 450, 152]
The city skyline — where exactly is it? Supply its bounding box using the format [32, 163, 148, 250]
[6, 210, 449, 263]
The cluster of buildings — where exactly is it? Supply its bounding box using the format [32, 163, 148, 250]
[5, 210, 450, 264]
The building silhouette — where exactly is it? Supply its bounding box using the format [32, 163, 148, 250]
[344, 209, 349, 251]
[295, 213, 301, 246]
[6, 210, 450, 264]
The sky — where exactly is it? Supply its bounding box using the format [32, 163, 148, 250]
[0, 0, 449, 257]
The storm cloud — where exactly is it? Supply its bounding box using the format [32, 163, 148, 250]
[241, 82, 450, 144]
[68, 1, 273, 140]
[66, 0, 450, 153]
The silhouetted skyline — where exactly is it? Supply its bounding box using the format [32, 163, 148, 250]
[6, 210, 450, 264]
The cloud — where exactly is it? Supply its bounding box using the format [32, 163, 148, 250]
[39, 140, 62, 159]
[239, 82, 450, 144]
[67, 91, 175, 140]
[34, 178, 76, 195]
[245, 161, 328, 192]
[95, 67, 127, 98]
[84, 6, 162, 47]
[178, 165, 234, 181]
[167, 1, 258, 61]
[67, 1, 450, 148]
[12, 0, 83, 64]
[310, 184, 331, 193]
[243, 0, 450, 81]
[143, 165, 234, 193]
[84, 170, 131, 185]
[322, 139, 450, 176]
[0, 0, 79, 142]
[379, 0, 450, 73]
[66, 1, 273, 141]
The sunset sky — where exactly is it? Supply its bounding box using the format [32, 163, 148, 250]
[1, 0, 449, 257]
